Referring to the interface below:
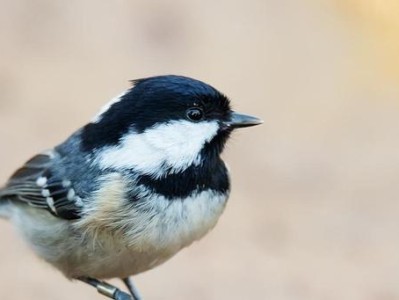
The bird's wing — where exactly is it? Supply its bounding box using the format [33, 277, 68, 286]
[0, 151, 82, 220]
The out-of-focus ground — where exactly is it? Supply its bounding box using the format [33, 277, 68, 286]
[1, 1, 399, 299]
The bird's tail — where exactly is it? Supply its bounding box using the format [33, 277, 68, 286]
[0, 189, 10, 219]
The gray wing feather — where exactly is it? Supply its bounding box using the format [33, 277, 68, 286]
[0, 151, 82, 220]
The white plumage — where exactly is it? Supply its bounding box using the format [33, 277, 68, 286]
[95, 120, 220, 176]
[6, 173, 228, 279]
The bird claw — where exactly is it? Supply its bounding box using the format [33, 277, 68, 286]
[114, 289, 134, 300]
[78, 277, 133, 300]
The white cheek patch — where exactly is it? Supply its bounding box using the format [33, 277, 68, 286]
[95, 120, 219, 176]
[91, 90, 129, 123]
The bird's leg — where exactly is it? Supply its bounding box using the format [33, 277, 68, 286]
[78, 277, 133, 300]
[122, 277, 142, 300]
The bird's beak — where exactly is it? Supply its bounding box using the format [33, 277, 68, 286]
[225, 112, 263, 129]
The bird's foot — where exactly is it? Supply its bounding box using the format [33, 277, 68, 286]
[122, 277, 142, 300]
[78, 277, 133, 300]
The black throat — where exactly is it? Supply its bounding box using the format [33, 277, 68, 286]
[129, 137, 231, 200]
[132, 160, 229, 200]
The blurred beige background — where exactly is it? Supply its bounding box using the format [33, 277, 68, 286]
[1, 0, 399, 299]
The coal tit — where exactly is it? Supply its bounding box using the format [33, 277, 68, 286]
[0, 75, 262, 300]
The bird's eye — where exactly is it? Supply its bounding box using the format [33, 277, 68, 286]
[186, 108, 204, 121]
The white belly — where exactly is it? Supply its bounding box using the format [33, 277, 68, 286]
[8, 188, 228, 279]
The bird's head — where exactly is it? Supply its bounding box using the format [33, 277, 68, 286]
[81, 75, 262, 177]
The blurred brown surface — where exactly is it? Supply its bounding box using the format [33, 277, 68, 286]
[1, 1, 399, 299]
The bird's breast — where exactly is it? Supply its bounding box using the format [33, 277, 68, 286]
[128, 189, 229, 252]
[77, 173, 229, 257]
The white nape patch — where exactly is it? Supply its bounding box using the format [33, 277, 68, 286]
[95, 120, 220, 177]
[91, 90, 129, 123]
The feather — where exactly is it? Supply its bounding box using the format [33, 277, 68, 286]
[0, 151, 82, 220]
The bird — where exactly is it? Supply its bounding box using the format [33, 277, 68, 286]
[0, 75, 262, 300]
